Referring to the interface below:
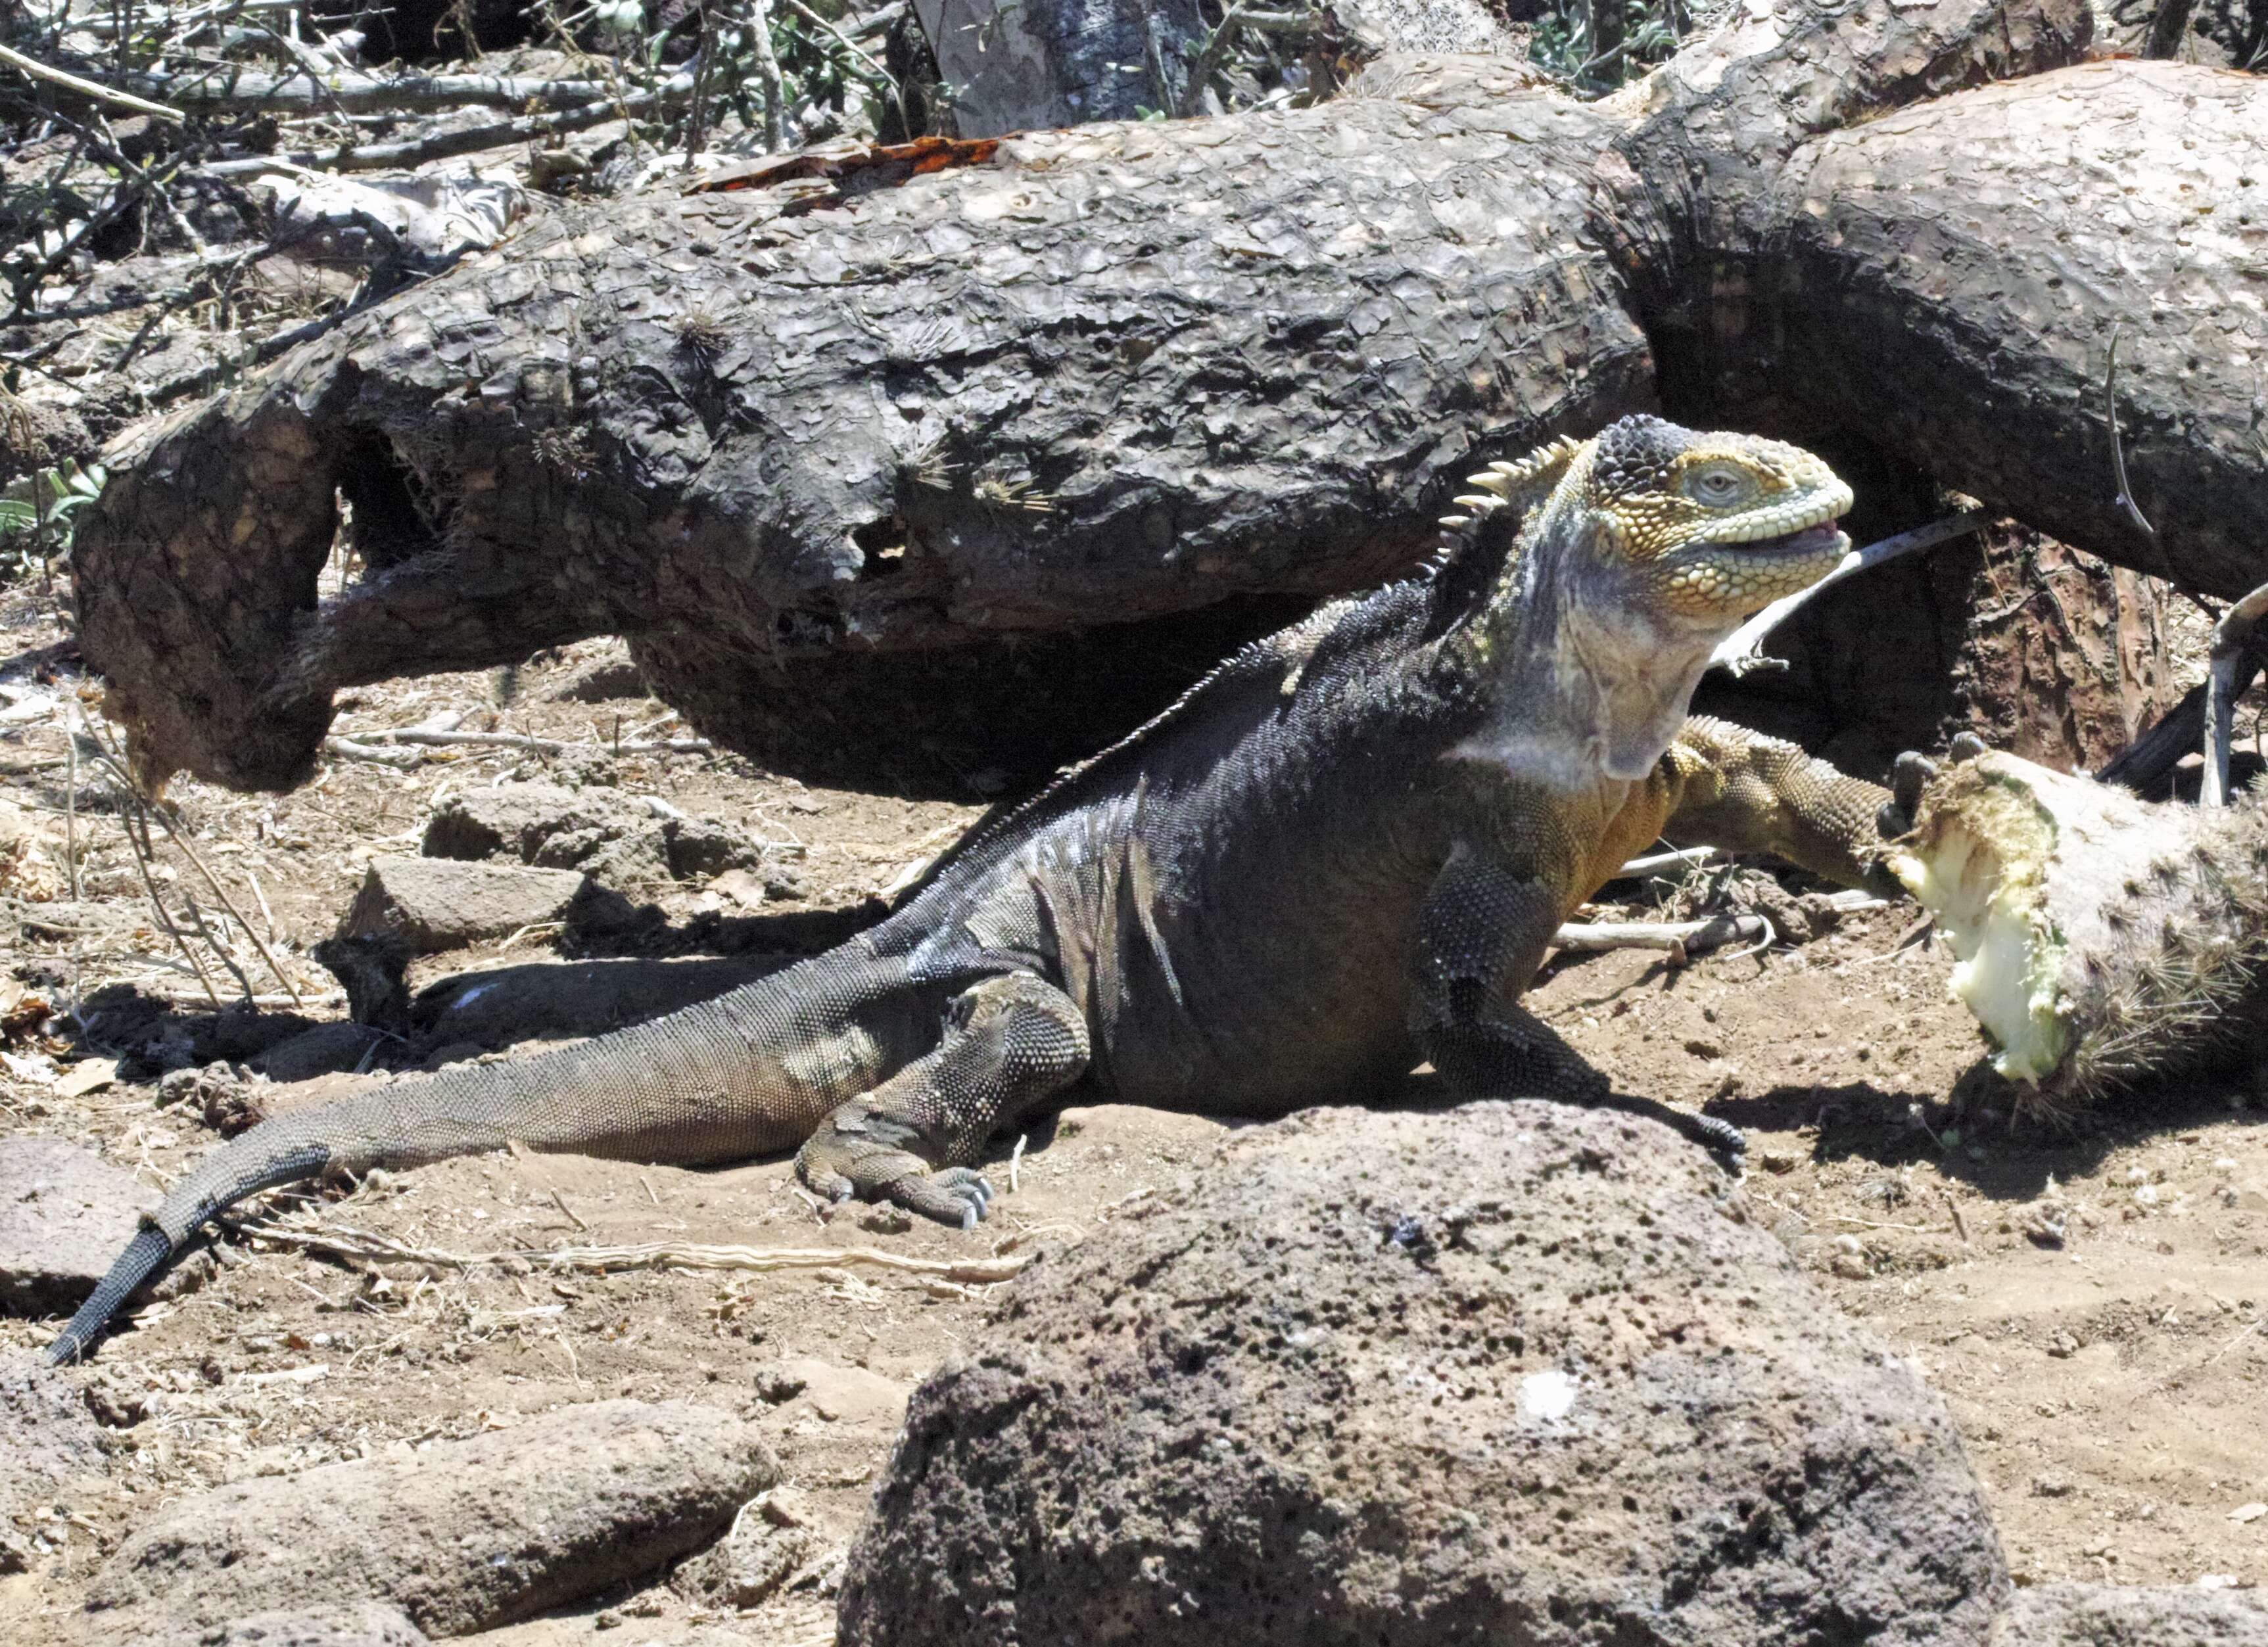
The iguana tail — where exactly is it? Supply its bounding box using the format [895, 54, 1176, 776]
[48, 952, 913, 1363]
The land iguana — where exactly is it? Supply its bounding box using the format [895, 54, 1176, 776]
[51, 415, 1898, 1363]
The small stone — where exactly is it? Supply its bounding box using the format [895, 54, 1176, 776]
[2046, 1330, 2081, 1358]
[859, 1206, 914, 1236]
[0, 1136, 159, 1315]
[593, 1610, 623, 1630]
[752, 1364, 809, 1405]
[1682, 1037, 1722, 1060]
[342, 856, 587, 955]
[2033, 1473, 2075, 1498]
[1770, 1211, 1810, 1253]
[2231, 1502, 2267, 1523]
[1759, 1151, 1797, 1174]
[673, 1487, 828, 1610]
[2023, 1201, 2069, 1249]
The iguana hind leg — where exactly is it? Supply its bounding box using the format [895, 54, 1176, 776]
[796, 972, 1089, 1228]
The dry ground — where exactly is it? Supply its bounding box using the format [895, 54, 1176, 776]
[1, 577, 2263, 1644]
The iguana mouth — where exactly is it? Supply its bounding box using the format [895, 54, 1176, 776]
[1703, 521, 1848, 559]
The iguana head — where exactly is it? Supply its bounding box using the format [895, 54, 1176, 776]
[1442, 415, 1851, 785]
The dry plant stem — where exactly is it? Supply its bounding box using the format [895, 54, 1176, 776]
[247, 1220, 1035, 1285]
[774, 0, 895, 87]
[64, 713, 80, 903]
[2202, 580, 2268, 806]
[121, 770, 306, 1006]
[0, 39, 185, 122]
[244, 867, 281, 944]
[1708, 512, 1991, 675]
[181, 889, 258, 1006]
[116, 795, 224, 1011]
[1179, 0, 1258, 116]
[80, 724, 295, 1004]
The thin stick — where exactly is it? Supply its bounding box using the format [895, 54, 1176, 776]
[63, 712, 80, 902]
[245, 1220, 1035, 1285]
[1710, 511, 1991, 675]
[1551, 913, 1764, 954]
[2104, 325, 2161, 551]
[325, 728, 711, 764]
[244, 866, 281, 945]
[193, 76, 694, 175]
[1178, 0, 1257, 115]
[548, 1186, 591, 1232]
[0, 39, 185, 122]
[1613, 846, 1724, 880]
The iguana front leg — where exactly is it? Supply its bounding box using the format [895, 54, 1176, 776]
[796, 972, 1089, 1228]
[1411, 844, 1746, 1155]
[1665, 716, 1901, 897]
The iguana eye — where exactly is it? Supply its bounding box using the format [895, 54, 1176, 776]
[1681, 463, 1759, 509]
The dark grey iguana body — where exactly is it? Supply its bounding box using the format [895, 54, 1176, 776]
[52, 416, 1892, 1362]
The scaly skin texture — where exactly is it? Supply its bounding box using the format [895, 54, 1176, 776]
[51, 415, 1894, 1363]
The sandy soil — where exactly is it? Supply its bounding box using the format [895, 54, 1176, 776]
[1, 578, 2263, 1643]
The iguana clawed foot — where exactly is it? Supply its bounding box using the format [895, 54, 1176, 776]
[1879, 735, 1989, 840]
[796, 1095, 997, 1228]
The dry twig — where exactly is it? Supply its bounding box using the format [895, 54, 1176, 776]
[247, 1219, 1036, 1286]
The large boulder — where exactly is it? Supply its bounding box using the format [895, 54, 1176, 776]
[839, 1100, 2011, 1646]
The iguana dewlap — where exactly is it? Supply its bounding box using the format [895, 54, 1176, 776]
[51, 415, 1894, 1362]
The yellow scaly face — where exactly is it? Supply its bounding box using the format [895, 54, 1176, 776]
[1574, 423, 1852, 619]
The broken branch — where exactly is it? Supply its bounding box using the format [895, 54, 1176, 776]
[1709, 512, 1991, 676]
[0, 39, 185, 122]
[2202, 580, 2268, 806]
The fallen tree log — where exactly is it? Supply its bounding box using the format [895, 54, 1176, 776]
[71, 0, 2259, 794]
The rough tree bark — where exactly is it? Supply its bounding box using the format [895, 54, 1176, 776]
[71, 0, 2262, 794]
